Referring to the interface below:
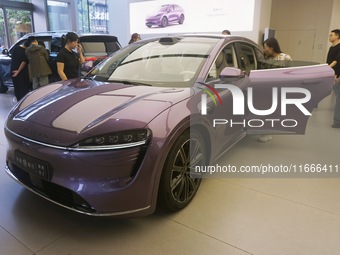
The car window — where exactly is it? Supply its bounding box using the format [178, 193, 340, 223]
[159, 6, 169, 12]
[81, 42, 106, 56]
[81, 41, 120, 56]
[90, 38, 217, 87]
[236, 43, 257, 74]
[109, 43, 208, 85]
[9, 40, 24, 54]
[208, 44, 236, 80]
[9, 36, 53, 54]
[254, 47, 267, 69]
[51, 37, 62, 53]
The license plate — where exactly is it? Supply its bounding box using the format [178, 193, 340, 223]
[14, 150, 50, 180]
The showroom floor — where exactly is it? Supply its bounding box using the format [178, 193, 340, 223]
[0, 87, 339, 255]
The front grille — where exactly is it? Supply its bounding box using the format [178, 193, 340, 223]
[7, 162, 96, 213]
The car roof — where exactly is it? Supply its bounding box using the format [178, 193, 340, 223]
[79, 34, 119, 42]
[147, 33, 255, 42]
[10, 31, 120, 50]
[17, 31, 119, 42]
[8, 31, 121, 53]
[19, 31, 70, 38]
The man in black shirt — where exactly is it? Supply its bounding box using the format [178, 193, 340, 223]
[11, 37, 34, 100]
[327, 29, 340, 128]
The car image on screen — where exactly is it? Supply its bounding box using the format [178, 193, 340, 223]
[145, 4, 185, 28]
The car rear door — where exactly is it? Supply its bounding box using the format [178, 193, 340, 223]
[79, 35, 121, 60]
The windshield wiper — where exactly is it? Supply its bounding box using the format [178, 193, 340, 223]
[108, 79, 152, 86]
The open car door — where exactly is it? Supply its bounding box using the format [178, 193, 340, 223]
[245, 64, 334, 134]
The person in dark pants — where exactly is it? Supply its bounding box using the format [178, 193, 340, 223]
[11, 36, 35, 101]
[56, 32, 85, 81]
[326, 29, 340, 128]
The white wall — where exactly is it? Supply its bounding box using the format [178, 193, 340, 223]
[232, 0, 272, 44]
[108, 0, 130, 46]
[109, 0, 273, 47]
[32, 0, 77, 33]
[270, 0, 334, 63]
[329, 0, 340, 34]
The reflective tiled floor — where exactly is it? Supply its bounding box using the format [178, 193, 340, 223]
[0, 88, 339, 255]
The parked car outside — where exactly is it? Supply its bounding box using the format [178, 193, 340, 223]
[0, 31, 121, 93]
[145, 4, 185, 28]
[4, 35, 334, 217]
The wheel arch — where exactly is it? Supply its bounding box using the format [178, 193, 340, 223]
[148, 117, 212, 211]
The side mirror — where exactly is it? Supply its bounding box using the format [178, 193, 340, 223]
[81, 60, 94, 72]
[220, 67, 245, 81]
[2, 49, 9, 55]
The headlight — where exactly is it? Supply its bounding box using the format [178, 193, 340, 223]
[71, 129, 151, 151]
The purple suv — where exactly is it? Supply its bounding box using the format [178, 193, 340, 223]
[145, 4, 185, 28]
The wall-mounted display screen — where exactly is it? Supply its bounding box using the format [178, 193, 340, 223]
[129, 0, 255, 35]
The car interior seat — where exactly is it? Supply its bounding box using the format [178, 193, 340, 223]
[208, 52, 228, 79]
[215, 52, 228, 76]
[240, 53, 255, 74]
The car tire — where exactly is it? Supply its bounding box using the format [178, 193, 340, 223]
[158, 129, 205, 211]
[179, 14, 185, 24]
[160, 17, 168, 27]
[146, 24, 152, 28]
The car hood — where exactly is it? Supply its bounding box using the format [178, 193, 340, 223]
[6, 79, 191, 146]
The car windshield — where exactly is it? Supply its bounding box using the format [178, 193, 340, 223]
[159, 5, 170, 12]
[88, 37, 217, 87]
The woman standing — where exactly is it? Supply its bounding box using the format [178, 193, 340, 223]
[56, 32, 85, 81]
[259, 37, 292, 142]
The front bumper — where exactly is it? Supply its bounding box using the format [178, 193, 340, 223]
[5, 128, 156, 217]
[5, 165, 150, 216]
[145, 18, 161, 26]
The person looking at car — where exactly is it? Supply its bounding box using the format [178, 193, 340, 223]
[56, 32, 85, 81]
[129, 33, 141, 44]
[25, 37, 52, 89]
[11, 36, 35, 101]
[259, 37, 292, 142]
[327, 29, 340, 128]
[263, 37, 292, 61]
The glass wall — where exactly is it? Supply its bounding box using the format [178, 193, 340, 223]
[0, 9, 6, 50]
[47, 1, 71, 31]
[6, 8, 32, 46]
[0, 0, 111, 50]
[78, 0, 108, 34]
[0, 1, 33, 49]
